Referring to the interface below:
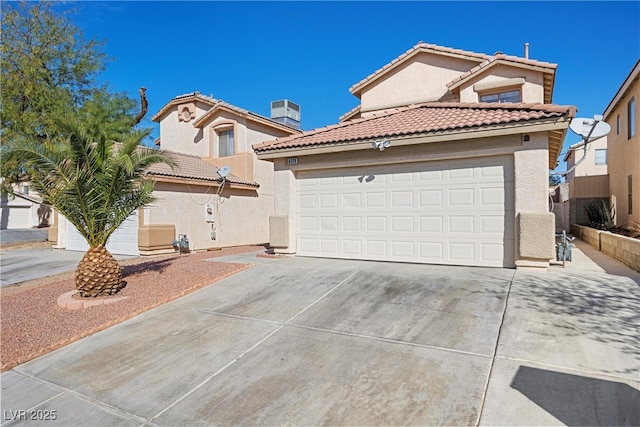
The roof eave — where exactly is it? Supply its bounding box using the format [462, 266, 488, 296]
[603, 59, 640, 119]
[447, 60, 557, 93]
[147, 174, 259, 189]
[256, 117, 572, 165]
[349, 46, 487, 97]
[193, 104, 301, 134]
[151, 94, 217, 122]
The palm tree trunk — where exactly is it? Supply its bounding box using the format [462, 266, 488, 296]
[76, 246, 124, 297]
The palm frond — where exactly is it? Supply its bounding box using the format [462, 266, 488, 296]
[3, 115, 174, 247]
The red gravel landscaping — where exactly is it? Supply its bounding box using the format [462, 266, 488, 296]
[0, 245, 265, 371]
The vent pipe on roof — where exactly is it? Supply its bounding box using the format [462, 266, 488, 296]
[524, 42, 529, 59]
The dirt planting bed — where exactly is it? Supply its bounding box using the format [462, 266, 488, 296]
[1, 245, 264, 371]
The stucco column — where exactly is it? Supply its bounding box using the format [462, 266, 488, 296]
[513, 133, 555, 268]
[272, 162, 296, 254]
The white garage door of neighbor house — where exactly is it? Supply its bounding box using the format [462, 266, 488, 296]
[296, 156, 515, 268]
[64, 212, 139, 256]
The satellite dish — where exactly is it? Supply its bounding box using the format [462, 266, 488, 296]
[218, 166, 231, 178]
[569, 117, 611, 140]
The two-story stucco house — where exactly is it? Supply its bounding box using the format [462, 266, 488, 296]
[254, 42, 576, 269]
[562, 136, 610, 227]
[604, 60, 639, 230]
[54, 92, 300, 255]
[563, 136, 608, 182]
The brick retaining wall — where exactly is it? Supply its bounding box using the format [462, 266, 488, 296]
[572, 224, 640, 272]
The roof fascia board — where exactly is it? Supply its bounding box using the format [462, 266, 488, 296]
[350, 48, 485, 96]
[149, 176, 257, 190]
[151, 95, 216, 122]
[193, 104, 299, 134]
[256, 118, 571, 159]
[448, 60, 555, 92]
[603, 60, 640, 119]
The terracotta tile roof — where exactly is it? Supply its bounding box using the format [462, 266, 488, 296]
[349, 42, 491, 95]
[349, 42, 558, 100]
[339, 105, 361, 122]
[192, 100, 301, 133]
[145, 150, 259, 188]
[152, 92, 301, 133]
[151, 92, 218, 122]
[253, 102, 577, 154]
[446, 54, 557, 89]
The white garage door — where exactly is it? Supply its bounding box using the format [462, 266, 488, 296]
[296, 156, 514, 267]
[64, 212, 139, 256]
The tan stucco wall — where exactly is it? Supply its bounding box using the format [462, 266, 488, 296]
[270, 131, 556, 267]
[458, 65, 545, 104]
[359, 53, 474, 112]
[200, 112, 290, 182]
[158, 101, 212, 157]
[512, 133, 555, 267]
[565, 136, 608, 182]
[606, 79, 639, 229]
[144, 182, 272, 251]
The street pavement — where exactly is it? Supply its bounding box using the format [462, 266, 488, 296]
[0, 242, 638, 426]
[0, 228, 49, 247]
[1, 245, 137, 288]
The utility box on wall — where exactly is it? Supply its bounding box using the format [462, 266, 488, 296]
[205, 203, 215, 223]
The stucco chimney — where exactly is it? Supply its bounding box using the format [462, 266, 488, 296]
[524, 43, 529, 59]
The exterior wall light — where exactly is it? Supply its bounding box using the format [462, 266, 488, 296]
[371, 139, 391, 151]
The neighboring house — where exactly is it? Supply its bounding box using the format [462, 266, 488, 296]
[55, 92, 300, 255]
[604, 59, 639, 230]
[0, 183, 52, 230]
[563, 136, 608, 182]
[562, 136, 609, 227]
[254, 42, 576, 269]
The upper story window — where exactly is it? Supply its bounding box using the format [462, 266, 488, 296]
[616, 113, 621, 135]
[218, 129, 234, 157]
[594, 149, 607, 165]
[628, 97, 636, 139]
[629, 175, 633, 215]
[479, 90, 521, 103]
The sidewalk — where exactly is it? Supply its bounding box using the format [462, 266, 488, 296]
[561, 238, 640, 285]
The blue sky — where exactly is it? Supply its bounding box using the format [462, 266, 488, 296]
[68, 1, 639, 170]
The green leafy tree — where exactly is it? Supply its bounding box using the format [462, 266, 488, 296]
[1, 1, 138, 190]
[549, 174, 562, 186]
[3, 116, 175, 297]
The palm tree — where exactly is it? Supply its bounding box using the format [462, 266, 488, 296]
[3, 116, 175, 297]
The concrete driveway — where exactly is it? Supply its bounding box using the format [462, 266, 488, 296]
[1, 248, 639, 426]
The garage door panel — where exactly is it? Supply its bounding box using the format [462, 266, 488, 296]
[449, 188, 475, 206]
[64, 212, 139, 256]
[366, 240, 387, 256]
[366, 216, 387, 232]
[420, 190, 443, 207]
[342, 216, 362, 232]
[297, 156, 514, 267]
[420, 216, 444, 233]
[342, 239, 362, 255]
[392, 241, 414, 257]
[366, 192, 386, 208]
[391, 216, 414, 232]
[449, 242, 475, 261]
[449, 216, 475, 234]
[342, 193, 362, 208]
